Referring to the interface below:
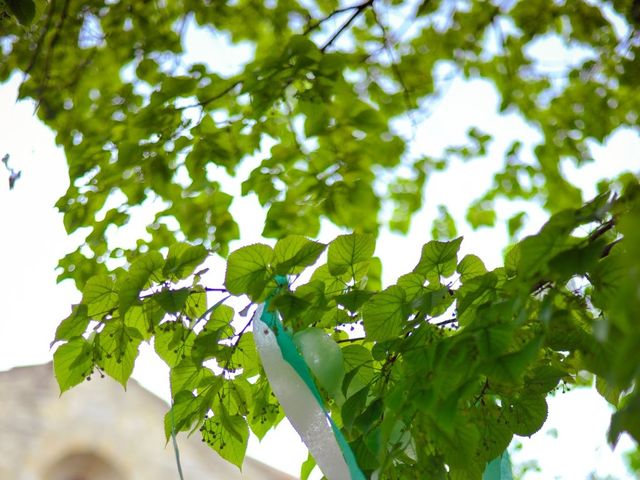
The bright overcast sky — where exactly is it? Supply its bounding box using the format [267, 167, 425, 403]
[1, 18, 639, 479]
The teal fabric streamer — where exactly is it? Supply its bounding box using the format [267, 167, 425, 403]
[483, 451, 513, 480]
[258, 276, 511, 480]
[256, 275, 365, 480]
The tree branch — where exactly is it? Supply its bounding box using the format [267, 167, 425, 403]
[320, 0, 374, 52]
[177, 80, 243, 111]
[434, 317, 458, 327]
[370, 3, 418, 129]
[304, 0, 373, 36]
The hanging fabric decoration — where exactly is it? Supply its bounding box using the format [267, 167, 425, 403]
[253, 276, 513, 479]
[252, 276, 365, 480]
[483, 451, 513, 480]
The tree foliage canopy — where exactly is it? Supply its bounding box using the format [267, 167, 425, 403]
[2, 0, 640, 477]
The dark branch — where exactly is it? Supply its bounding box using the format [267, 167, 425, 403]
[320, 0, 374, 52]
[204, 287, 229, 293]
[370, 3, 418, 127]
[434, 317, 457, 327]
[337, 336, 366, 343]
[304, 0, 374, 36]
[530, 216, 619, 293]
[600, 238, 622, 258]
[177, 80, 243, 111]
[589, 218, 615, 243]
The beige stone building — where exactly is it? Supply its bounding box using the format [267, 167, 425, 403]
[0, 363, 295, 480]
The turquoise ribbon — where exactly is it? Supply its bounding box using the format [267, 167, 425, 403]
[259, 275, 365, 480]
[260, 276, 512, 479]
[483, 451, 513, 480]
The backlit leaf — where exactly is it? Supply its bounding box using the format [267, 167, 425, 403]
[225, 244, 274, 299]
[328, 233, 376, 276]
[363, 285, 407, 342]
[414, 237, 463, 278]
[53, 337, 93, 393]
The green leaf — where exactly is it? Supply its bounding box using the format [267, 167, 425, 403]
[164, 390, 200, 440]
[327, 233, 376, 276]
[548, 239, 606, 281]
[185, 287, 208, 320]
[517, 216, 574, 277]
[123, 303, 158, 341]
[432, 205, 458, 240]
[523, 366, 566, 395]
[596, 376, 622, 407]
[248, 377, 283, 439]
[363, 285, 408, 342]
[507, 211, 527, 238]
[397, 272, 427, 302]
[202, 410, 249, 469]
[474, 323, 513, 358]
[343, 386, 370, 432]
[232, 332, 260, 377]
[53, 337, 93, 393]
[163, 243, 209, 280]
[466, 201, 497, 228]
[154, 288, 190, 314]
[205, 304, 235, 338]
[119, 251, 164, 315]
[414, 237, 463, 278]
[505, 396, 548, 436]
[300, 453, 317, 480]
[155, 322, 190, 367]
[272, 292, 312, 327]
[83, 274, 118, 317]
[609, 392, 640, 445]
[6, 0, 36, 25]
[170, 357, 213, 395]
[97, 321, 142, 387]
[274, 235, 326, 274]
[225, 243, 274, 299]
[487, 336, 542, 384]
[54, 304, 89, 344]
[475, 405, 513, 462]
[335, 289, 375, 312]
[191, 329, 221, 364]
[457, 254, 487, 282]
[342, 344, 374, 397]
[131, 250, 164, 282]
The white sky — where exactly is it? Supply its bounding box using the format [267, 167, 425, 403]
[1, 19, 639, 479]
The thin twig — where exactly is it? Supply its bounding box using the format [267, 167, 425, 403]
[434, 317, 457, 327]
[370, 3, 418, 131]
[320, 0, 374, 52]
[177, 80, 243, 111]
[304, 0, 374, 35]
[204, 287, 228, 293]
[473, 379, 489, 406]
[337, 336, 366, 343]
[588, 218, 615, 243]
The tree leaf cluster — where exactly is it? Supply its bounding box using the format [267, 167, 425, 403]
[3, 0, 640, 476]
[50, 182, 640, 477]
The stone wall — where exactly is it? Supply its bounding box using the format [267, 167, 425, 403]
[0, 363, 294, 480]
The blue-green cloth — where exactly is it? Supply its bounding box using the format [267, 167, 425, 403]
[483, 451, 513, 480]
[266, 276, 512, 480]
[261, 275, 365, 480]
